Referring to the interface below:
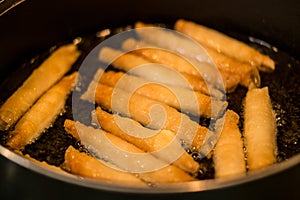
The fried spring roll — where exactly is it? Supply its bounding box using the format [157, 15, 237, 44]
[99, 70, 227, 118]
[134, 21, 212, 64]
[94, 107, 200, 173]
[94, 83, 209, 151]
[134, 22, 241, 92]
[244, 87, 277, 171]
[99, 47, 235, 95]
[6, 72, 78, 150]
[123, 37, 257, 86]
[64, 120, 196, 183]
[0, 44, 80, 131]
[99, 47, 205, 91]
[205, 47, 261, 87]
[174, 19, 275, 72]
[63, 146, 146, 185]
[218, 71, 240, 93]
[122, 39, 240, 93]
[122, 28, 229, 91]
[122, 38, 207, 77]
[213, 110, 246, 178]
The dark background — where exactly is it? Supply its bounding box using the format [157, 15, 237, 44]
[1, 0, 300, 77]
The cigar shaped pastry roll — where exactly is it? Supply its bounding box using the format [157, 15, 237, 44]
[122, 39, 240, 93]
[94, 83, 209, 151]
[134, 21, 212, 64]
[213, 110, 246, 178]
[99, 70, 227, 118]
[134, 22, 241, 92]
[205, 47, 261, 88]
[99, 47, 232, 96]
[99, 47, 208, 91]
[94, 107, 200, 173]
[0, 44, 80, 131]
[7, 72, 78, 150]
[122, 38, 208, 77]
[244, 87, 277, 171]
[64, 120, 196, 183]
[174, 19, 275, 72]
[123, 39, 260, 88]
[123, 38, 255, 89]
[63, 146, 146, 185]
[218, 70, 240, 93]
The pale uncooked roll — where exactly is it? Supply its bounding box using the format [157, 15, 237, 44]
[244, 87, 277, 171]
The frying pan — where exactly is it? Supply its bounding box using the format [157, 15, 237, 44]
[0, 0, 299, 198]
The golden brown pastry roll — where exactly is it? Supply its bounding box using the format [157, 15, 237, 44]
[94, 107, 199, 173]
[7, 72, 78, 150]
[94, 83, 209, 151]
[62, 146, 146, 185]
[213, 110, 246, 178]
[0, 44, 80, 131]
[122, 38, 249, 90]
[174, 19, 275, 72]
[244, 87, 277, 171]
[99, 70, 227, 118]
[99, 47, 236, 94]
[122, 38, 241, 91]
[134, 21, 212, 65]
[64, 120, 196, 183]
[205, 47, 260, 88]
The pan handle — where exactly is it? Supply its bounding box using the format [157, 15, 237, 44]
[0, 0, 26, 17]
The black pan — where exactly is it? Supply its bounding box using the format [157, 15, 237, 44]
[0, 0, 299, 199]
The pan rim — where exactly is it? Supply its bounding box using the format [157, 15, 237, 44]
[1, 144, 300, 193]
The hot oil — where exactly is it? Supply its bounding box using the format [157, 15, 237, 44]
[0, 24, 299, 178]
[259, 51, 300, 161]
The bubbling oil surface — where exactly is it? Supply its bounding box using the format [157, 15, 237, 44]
[0, 23, 299, 179]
